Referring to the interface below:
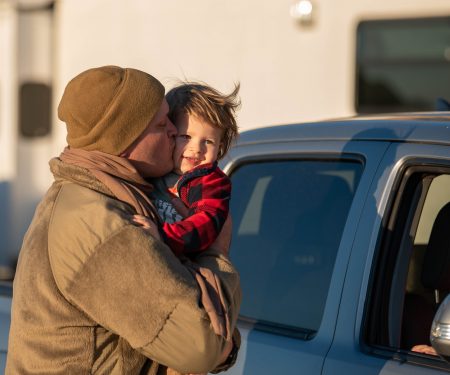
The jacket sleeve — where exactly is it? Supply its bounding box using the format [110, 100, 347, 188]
[162, 171, 231, 255]
[49, 222, 240, 374]
[193, 248, 242, 373]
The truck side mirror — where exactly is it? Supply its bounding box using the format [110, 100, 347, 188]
[431, 294, 450, 361]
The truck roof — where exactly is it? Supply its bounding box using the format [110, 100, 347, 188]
[237, 112, 450, 146]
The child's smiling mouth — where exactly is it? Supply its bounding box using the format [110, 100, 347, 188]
[183, 156, 202, 166]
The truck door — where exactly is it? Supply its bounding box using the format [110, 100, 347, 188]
[323, 142, 450, 374]
[223, 139, 389, 374]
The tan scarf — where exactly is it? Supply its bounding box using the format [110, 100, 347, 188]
[60, 147, 161, 225]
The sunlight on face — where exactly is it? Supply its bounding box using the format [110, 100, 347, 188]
[122, 99, 177, 177]
[172, 113, 223, 174]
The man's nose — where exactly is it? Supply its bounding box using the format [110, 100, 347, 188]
[167, 119, 177, 137]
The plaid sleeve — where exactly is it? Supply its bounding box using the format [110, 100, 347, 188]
[161, 168, 231, 256]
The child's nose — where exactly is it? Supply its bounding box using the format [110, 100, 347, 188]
[188, 140, 203, 154]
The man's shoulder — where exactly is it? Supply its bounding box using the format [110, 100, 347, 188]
[55, 182, 133, 218]
[53, 181, 133, 236]
[48, 182, 132, 290]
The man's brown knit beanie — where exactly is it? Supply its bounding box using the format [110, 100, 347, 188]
[58, 65, 165, 155]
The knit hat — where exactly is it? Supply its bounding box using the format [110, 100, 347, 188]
[58, 65, 165, 155]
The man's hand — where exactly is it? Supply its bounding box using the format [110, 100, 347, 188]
[185, 340, 233, 375]
[171, 197, 190, 217]
[131, 214, 161, 240]
[218, 339, 234, 365]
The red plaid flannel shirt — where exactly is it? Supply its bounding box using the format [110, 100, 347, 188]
[161, 162, 231, 256]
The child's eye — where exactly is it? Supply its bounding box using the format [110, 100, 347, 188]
[205, 139, 215, 145]
[178, 134, 190, 140]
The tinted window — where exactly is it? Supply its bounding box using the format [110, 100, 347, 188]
[365, 165, 450, 371]
[356, 17, 450, 113]
[230, 159, 363, 335]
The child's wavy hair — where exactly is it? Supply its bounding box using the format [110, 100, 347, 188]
[166, 81, 240, 160]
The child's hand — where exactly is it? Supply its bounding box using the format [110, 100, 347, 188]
[171, 197, 189, 218]
[131, 215, 161, 240]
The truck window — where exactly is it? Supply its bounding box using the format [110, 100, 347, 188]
[365, 166, 450, 371]
[229, 158, 363, 338]
[356, 16, 450, 113]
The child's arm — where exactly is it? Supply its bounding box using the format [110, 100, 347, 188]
[162, 168, 231, 256]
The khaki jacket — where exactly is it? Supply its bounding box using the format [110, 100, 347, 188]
[6, 159, 241, 374]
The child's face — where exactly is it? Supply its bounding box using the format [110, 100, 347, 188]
[173, 112, 223, 174]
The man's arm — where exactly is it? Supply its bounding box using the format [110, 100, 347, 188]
[192, 215, 242, 373]
[50, 221, 240, 374]
[132, 213, 240, 374]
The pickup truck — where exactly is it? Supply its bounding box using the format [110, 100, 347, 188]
[223, 112, 450, 374]
[2, 112, 450, 374]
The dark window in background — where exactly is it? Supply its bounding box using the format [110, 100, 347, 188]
[356, 17, 450, 114]
[19, 82, 51, 137]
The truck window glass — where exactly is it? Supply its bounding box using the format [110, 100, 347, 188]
[402, 175, 450, 351]
[229, 159, 363, 336]
[366, 166, 450, 371]
[356, 17, 450, 113]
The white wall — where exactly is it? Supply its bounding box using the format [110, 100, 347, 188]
[0, 1, 54, 270]
[54, 0, 450, 131]
[0, 2, 18, 182]
[0, 0, 449, 270]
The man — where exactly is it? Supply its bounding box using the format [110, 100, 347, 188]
[6, 66, 241, 374]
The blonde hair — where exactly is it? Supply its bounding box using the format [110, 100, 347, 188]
[166, 81, 240, 160]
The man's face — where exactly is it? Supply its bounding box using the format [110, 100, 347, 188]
[122, 99, 177, 178]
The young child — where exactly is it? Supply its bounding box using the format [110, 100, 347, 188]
[132, 82, 241, 375]
[134, 82, 240, 257]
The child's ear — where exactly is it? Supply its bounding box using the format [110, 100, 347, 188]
[218, 142, 225, 159]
